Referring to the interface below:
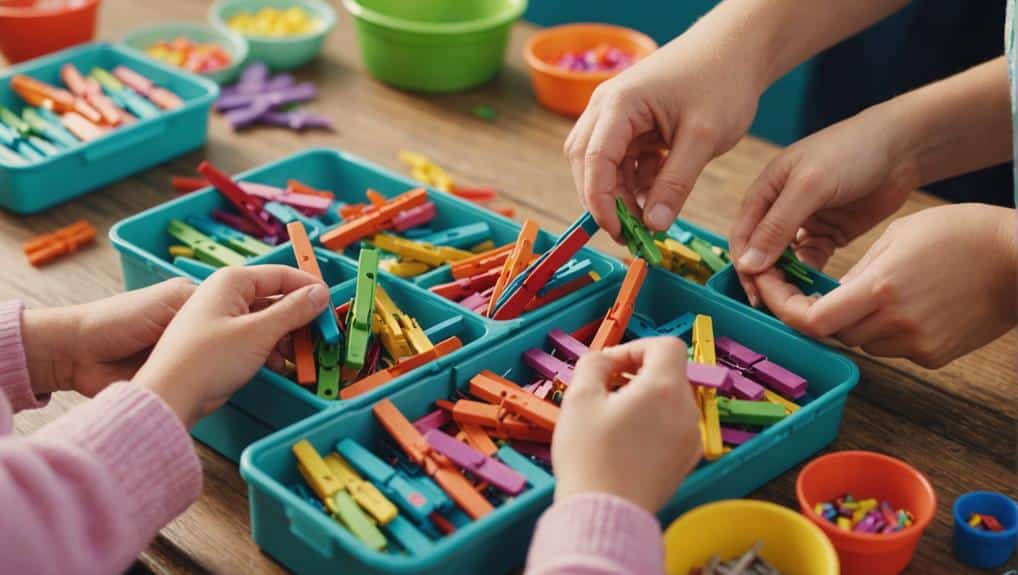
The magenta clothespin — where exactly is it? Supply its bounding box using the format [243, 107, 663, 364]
[727, 372, 765, 401]
[211, 209, 278, 243]
[523, 348, 573, 384]
[546, 328, 588, 363]
[715, 336, 766, 369]
[259, 109, 333, 131]
[686, 363, 732, 392]
[424, 429, 527, 495]
[459, 291, 487, 311]
[239, 182, 332, 213]
[391, 202, 437, 232]
[413, 408, 450, 435]
[749, 360, 807, 399]
[720, 427, 757, 446]
[510, 441, 552, 463]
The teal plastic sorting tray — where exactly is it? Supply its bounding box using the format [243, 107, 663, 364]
[240, 267, 859, 575]
[0, 43, 218, 214]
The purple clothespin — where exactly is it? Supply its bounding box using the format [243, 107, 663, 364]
[259, 109, 333, 131]
[239, 181, 332, 213]
[686, 363, 732, 392]
[546, 328, 588, 363]
[720, 427, 757, 446]
[223, 97, 273, 129]
[424, 429, 527, 495]
[219, 71, 294, 99]
[523, 348, 573, 384]
[391, 202, 437, 231]
[715, 336, 765, 369]
[216, 82, 317, 112]
[749, 360, 807, 399]
[510, 441, 552, 464]
[211, 209, 279, 244]
[727, 372, 765, 401]
[412, 408, 450, 435]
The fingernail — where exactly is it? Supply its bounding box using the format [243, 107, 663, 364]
[307, 284, 329, 307]
[646, 203, 673, 230]
[738, 248, 767, 271]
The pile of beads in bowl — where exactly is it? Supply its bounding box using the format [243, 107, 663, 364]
[227, 6, 321, 37]
[555, 44, 634, 72]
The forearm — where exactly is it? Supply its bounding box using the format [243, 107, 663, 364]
[686, 0, 911, 92]
[881, 56, 1013, 187]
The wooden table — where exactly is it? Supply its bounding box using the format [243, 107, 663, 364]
[4, 1, 1016, 573]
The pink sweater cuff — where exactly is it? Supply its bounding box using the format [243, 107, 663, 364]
[526, 493, 665, 574]
[35, 382, 203, 541]
[0, 301, 47, 411]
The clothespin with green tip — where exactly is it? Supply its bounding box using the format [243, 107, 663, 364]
[345, 247, 380, 371]
[615, 197, 662, 266]
[166, 219, 246, 267]
[90, 68, 159, 119]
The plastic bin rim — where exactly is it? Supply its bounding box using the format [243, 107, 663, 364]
[0, 0, 99, 17]
[952, 491, 1018, 539]
[340, 0, 526, 36]
[208, 0, 338, 44]
[0, 42, 220, 170]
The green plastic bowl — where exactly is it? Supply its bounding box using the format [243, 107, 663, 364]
[209, 0, 336, 71]
[341, 0, 527, 93]
[121, 22, 249, 84]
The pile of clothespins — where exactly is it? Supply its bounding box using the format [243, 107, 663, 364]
[1, 64, 181, 164]
[216, 62, 331, 131]
[689, 541, 781, 575]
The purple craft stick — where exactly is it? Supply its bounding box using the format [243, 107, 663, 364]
[727, 372, 765, 401]
[224, 97, 273, 129]
[219, 73, 294, 100]
[424, 429, 527, 495]
[749, 360, 807, 399]
[240, 181, 332, 212]
[259, 110, 333, 131]
[523, 348, 573, 384]
[715, 336, 765, 369]
[412, 409, 450, 435]
[686, 363, 732, 391]
[216, 82, 317, 111]
[391, 202, 437, 231]
[510, 441, 552, 464]
[720, 427, 757, 446]
[547, 328, 588, 363]
[240, 62, 269, 86]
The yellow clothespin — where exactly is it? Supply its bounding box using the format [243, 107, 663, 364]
[763, 389, 801, 414]
[323, 452, 398, 525]
[692, 314, 716, 365]
[470, 240, 496, 253]
[374, 286, 413, 359]
[371, 234, 472, 267]
[691, 314, 723, 460]
[380, 258, 432, 278]
[169, 245, 195, 258]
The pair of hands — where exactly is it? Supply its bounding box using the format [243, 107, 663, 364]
[567, 36, 1017, 368]
[23, 266, 330, 428]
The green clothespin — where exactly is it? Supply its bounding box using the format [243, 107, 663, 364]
[90, 67, 159, 120]
[316, 340, 341, 400]
[778, 248, 814, 286]
[615, 197, 662, 266]
[688, 237, 726, 273]
[0, 106, 31, 136]
[22, 108, 78, 148]
[345, 247, 379, 370]
[717, 397, 786, 426]
[330, 490, 387, 551]
[167, 219, 247, 267]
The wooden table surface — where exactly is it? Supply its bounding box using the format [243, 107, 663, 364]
[4, 1, 1016, 573]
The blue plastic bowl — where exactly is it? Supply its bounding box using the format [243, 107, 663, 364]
[209, 0, 336, 70]
[953, 491, 1018, 569]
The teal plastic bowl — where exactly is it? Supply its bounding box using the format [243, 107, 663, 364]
[121, 22, 249, 84]
[341, 0, 527, 93]
[209, 0, 336, 71]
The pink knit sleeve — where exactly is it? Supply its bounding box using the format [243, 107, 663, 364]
[525, 493, 666, 575]
[0, 382, 202, 575]
[0, 301, 48, 412]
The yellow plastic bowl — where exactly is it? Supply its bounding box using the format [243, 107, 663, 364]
[664, 500, 839, 575]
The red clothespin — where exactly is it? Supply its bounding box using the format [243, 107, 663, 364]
[292, 327, 316, 386]
[429, 268, 501, 301]
[589, 259, 647, 351]
[449, 185, 497, 204]
[373, 399, 494, 520]
[571, 318, 603, 345]
[340, 337, 462, 399]
[523, 274, 594, 312]
[23, 220, 96, 267]
[320, 188, 429, 252]
[449, 243, 513, 280]
[112, 66, 183, 110]
[172, 176, 210, 194]
[469, 370, 560, 430]
[287, 179, 335, 201]
[485, 220, 539, 317]
[197, 161, 278, 238]
[495, 207, 515, 218]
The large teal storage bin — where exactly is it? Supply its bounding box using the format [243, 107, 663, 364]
[0, 43, 218, 214]
[240, 267, 858, 575]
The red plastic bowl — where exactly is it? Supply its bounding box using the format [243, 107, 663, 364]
[796, 451, 938, 575]
[0, 0, 102, 64]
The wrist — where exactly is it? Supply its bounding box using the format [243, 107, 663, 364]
[555, 476, 658, 515]
[134, 365, 201, 429]
[21, 307, 80, 395]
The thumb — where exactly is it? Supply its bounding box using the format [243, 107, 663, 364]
[248, 283, 331, 341]
[567, 351, 614, 403]
[642, 125, 715, 231]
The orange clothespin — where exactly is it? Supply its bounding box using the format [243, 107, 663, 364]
[429, 268, 501, 301]
[451, 400, 553, 443]
[469, 370, 559, 431]
[23, 220, 96, 267]
[340, 337, 462, 399]
[365, 189, 387, 207]
[320, 188, 428, 252]
[589, 259, 647, 351]
[486, 220, 539, 317]
[61, 112, 107, 142]
[287, 179, 335, 201]
[11, 74, 102, 124]
[449, 243, 514, 280]
[339, 203, 368, 220]
[456, 423, 498, 457]
[373, 399, 494, 520]
[292, 327, 316, 386]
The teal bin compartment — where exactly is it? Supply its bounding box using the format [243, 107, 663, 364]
[0, 42, 218, 214]
[240, 267, 858, 575]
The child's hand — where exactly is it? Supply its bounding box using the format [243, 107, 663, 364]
[22, 278, 196, 398]
[729, 107, 919, 306]
[552, 338, 703, 513]
[756, 204, 1017, 368]
[133, 265, 330, 428]
[565, 28, 763, 237]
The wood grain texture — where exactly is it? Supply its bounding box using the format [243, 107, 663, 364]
[3, 0, 1015, 573]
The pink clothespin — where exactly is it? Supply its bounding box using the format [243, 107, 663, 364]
[391, 202, 437, 232]
[686, 363, 732, 392]
[238, 181, 331, 213]
[112, 66, 183, 110]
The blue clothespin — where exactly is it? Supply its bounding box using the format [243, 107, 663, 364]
[416, 222, 491, 249]
[538, 259, 592, 296]
[91, 68, 160, 120]
[667, 221, 693, 244]
[383, 515, 434, 555]
[625, 312, 663, 340]
[290, 483, 326, 512]
[658, 312, 696, 340]
[22, 108, 78, 148]
[497, 446, 554, 489]
[0, 122, 43, 162]
[263, 201, 324, 233]
[336, 438, 438, 524]
[401, 227, 434, 239]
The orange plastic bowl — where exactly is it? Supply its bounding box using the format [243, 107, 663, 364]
[524, 23, 657, 117]
[0, 0, 102, 64]
[796, 451, 938, 575]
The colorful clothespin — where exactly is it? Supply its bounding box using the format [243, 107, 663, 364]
[391, 202, 437, 232]
[112, 66, 183, 110]
[322, 452, 398, 525]
[336, 438, 439, 524]
[469, 370, 560, 431]
[486, 219, 540, 317]
[0, 121, 44, 162]
[370, 234, 472, 268]
[690, 314, 723, 460]
[497, 446, 554, 490]
[60, 112, 106, 142]
[546, 328, 589, 363]
[523, 348, 573, 386]
[687, 363, 733, 391]
[762, 389, 801, 414]
[90, 68, 160, 120]
[688, 237, 726, 273]
[287, 179, 335, 201]
[340, 337, 462, 399]
[320, 188, 429, 252]
[21, 108, 78, 148]
[538, 259, 592, 296]
[589, 259, 647, 351]
[240, 181, 332, 213]
[714, 336, 765, 369]
[749, 360, 807, 399]
[692, 314, 717, 365]
[288, 221, 341, 346]
[61, 63, 124, 126]
[11, 74, 102, 123]
[449, 243, 513, 279]
[451, 400, 553, 443]
[373, 285, 414, 360]
[167, 219, 247, 267]
[373, 399, 494, 520]
[259, 109, 333, 131]
[456, 423, 499, 457]
[380, 259, 431, 278]
[415, 223, 491, 249]
[728, 372, 766, 400]
[185, 214, 272, 257]
[428, 268, 501, 301]
[424, 429, 527, 495]
[316, 341, 341, 399]
[197, 161, 279, 238]
[23, 220, 96, 267]
[292, 326, 316, 387]
[616, 197, 662, 266]
[345, 248, 380, 370]
[716, 396, 786, 425]
[491, 212, 599, 319]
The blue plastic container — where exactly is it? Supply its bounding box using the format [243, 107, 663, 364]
[0, 42, 218, 214]
[953, 491, 1018, 569]
[240, 267, 858, 575]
